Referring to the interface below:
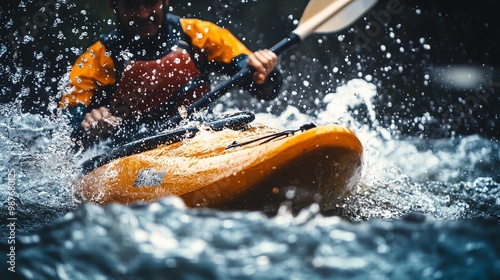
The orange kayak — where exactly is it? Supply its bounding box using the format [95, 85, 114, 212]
[75, 123, 363, 214]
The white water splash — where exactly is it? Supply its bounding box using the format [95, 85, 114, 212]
[248, 78, 499, 221]
[0, 102, 79, 234]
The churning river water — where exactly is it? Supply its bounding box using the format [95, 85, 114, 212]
[1, 78, 499, 279]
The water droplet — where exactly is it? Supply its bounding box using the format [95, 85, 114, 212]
[23, 35, 34, 43]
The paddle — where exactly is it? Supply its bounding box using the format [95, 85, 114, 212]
[168, 0, 378, 123]
[81, 0, 377, 173]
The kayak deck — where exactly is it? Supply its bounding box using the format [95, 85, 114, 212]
[76, 123, 363, 214]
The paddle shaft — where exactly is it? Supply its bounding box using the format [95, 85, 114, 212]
[166, 33, 302, 124]
[166, 0, 374, 123]
[81, 0, 377, 170]
[171, 0, 359, 120]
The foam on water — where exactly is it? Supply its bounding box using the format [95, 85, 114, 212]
[11, 197, 500, 280]
[0, 102, 78, 234]
[249, 78, 500, 221]
[0, 78, 498, 280]
[1, 78, 498, 235]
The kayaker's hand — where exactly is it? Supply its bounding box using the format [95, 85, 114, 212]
[247, 49, 277, 84]
[81, 106, 122, 137]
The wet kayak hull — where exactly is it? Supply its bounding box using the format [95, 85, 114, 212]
[76, 124, 363, 214]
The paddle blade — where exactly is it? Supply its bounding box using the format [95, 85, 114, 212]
[296, 0, 377, 38]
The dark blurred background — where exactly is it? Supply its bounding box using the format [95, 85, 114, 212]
[1, 0, 499, 138]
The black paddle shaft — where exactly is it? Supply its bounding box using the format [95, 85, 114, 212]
[80, 34, 302, 173]
[167, 33, 302, 124]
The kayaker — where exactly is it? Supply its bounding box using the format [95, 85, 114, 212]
[59, 0, 282, 143]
